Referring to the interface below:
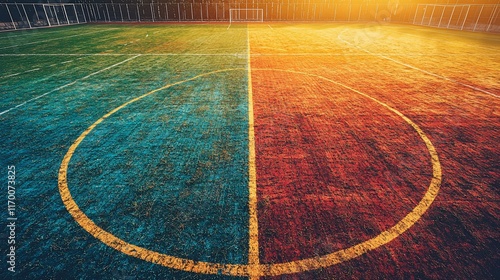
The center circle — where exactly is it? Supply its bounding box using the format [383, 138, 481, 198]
[58, 68, 441, 277]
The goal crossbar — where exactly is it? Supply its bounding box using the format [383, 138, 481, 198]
[229, 9, 264, 23]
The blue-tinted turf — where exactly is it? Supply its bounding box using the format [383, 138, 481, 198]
[0, 52, 248, 279]
[68, 69, 250, 265]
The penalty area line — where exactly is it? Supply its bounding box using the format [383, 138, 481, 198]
[0, 55, 140, 116]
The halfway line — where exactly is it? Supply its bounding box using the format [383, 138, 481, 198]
[246, 23, 260, 280]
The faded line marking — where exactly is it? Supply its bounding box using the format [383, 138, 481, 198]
[247, 24, 260, 280]
[250, 68, 442, 276]
[58, 68, 250, 277]
[58, 67, 442, 278]
[0, 53, 245, 57]
[0, 55, 139, 116]
[0, 68, 40, 79]
[0, 28, 118, 50]
[337, 30, 499, 99]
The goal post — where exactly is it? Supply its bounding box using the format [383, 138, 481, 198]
[229, 9, 263, 23]
[43, 4, 83, 26]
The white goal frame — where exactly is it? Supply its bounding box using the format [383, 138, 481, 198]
[43, 4, 83, 27]
[229, 9, 264, 23]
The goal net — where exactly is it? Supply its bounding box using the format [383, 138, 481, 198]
[229, 9, 264, 23]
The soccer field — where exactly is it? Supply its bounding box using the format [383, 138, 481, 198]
[0, 23, 499, 279]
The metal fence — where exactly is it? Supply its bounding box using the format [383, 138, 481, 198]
[1, 2, 499, 33]
[0, 3, 87, 30]
[413, 4, 499, 32]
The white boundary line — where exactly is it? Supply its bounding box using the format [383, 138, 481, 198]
[0, 53, 246, 57]
[0, 22, 88, 34]
[389, 28, 500, 53]
[337, 30, 499, 99]
[0, 28, 118, 50]
[0, 24, 87, 39]
[0, 68, 40, 79]
[0, 55, 141, 116]
[1, 53, 499, 57]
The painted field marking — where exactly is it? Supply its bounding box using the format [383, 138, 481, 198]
[58, 68, 442, 278]
[246, 24, 260, 280]
[0, 53, 246, 57]
[337, 30, 499, 99]
[0, 68, 40, 79]
[58, 68, 251, 277]
[250, 53, 500, 57]
[390, 28, 500, 52]
[3, 52, 497, 58]
[0, 55, 139, 116]
[0, 28, 118, 50]
[251, 68, 442, 276]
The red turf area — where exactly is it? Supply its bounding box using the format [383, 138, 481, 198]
[250, 42, 499, 278]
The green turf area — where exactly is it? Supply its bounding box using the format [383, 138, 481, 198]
[0, 23, 249, 279]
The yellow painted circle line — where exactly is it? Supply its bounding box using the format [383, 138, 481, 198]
[58, 68, 441, 277]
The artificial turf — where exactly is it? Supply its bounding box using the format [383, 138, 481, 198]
[0, 22, 499, 279]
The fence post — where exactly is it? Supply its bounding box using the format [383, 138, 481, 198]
[105, 4, 110, 22]
[95, 4, 101, 21]
[43, 5, 51, 26]
[486, 4, 498, 32]
[428, 5, 436, 25]
[348, 0, 352, 21]
[461, 5, 470, 30]
[200, 3, 203, 21]
[21, 4, 32, 28]
[190, 3, 193, 21]
[357, 3, 362, 21]
[447, 6, 456, 28]
[63, 5, 70, 24]
[33, 4, 40, 23]
[6, 4, 17, 30]
[151, 3, 154, 22]
[473, 5, 484, 32]
[420, 5, 427, 25]
[137, 4, 141, 22]
[81, 4, 87, 22]
[54, 6, 61, 25]
[119, 4, 123, 22]
[438, 5, 446, 27]
[73, 4, 80, 24]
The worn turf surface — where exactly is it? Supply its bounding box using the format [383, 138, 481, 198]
[0, 23, 499, 279]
